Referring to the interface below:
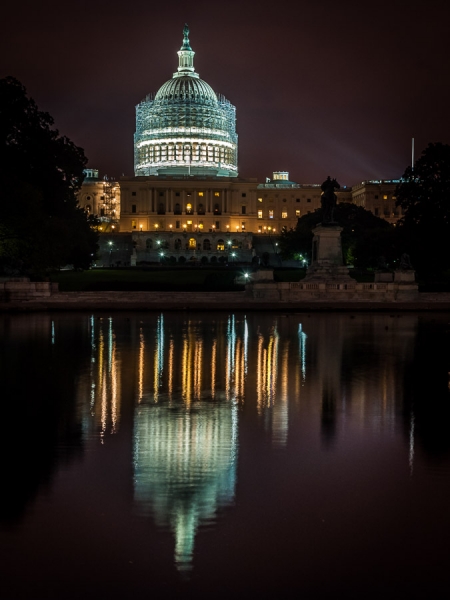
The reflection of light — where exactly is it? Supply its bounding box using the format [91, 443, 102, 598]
[256, 326, 280, 419]
[211, 339, 216, 399]
[139, 327, 145, 402]
[194, 340, 203, 399]
[298, 323, 307, 381]
[153, 315, 164, 400]
[168, 338, 174, 398]
[272, 342, 289, 447]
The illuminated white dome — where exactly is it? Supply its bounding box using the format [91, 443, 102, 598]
[134, 25, 238, 178]
[154, 77, 218, 105]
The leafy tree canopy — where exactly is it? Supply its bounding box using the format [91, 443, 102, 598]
[395, 142, 450, 279]
[278, 203, 398, 270]
[0, 76, 98, 274]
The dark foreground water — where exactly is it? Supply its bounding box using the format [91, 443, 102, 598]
[1, 311, 450, 599]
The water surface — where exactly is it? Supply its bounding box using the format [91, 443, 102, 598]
[1, 311, 450, 599]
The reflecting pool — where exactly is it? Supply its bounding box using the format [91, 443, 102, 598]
[1, 312, 450, 598]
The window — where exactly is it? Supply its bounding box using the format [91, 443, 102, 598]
[214, 192, 220, 197]
[217, 239, 225, 251]
[295, 209, 301, 217]
[189, 238, 196, 249]
[175, 192, 180, 197]
[282, 211, 288, 219]
[174, 238, 182, 249]
[186, 203, 193, 214]
[85, 205, 91, 214]
[296, 198, 300, 203]
[258, 197, 263, 203]
[197, 203, 205, 214]
[258, 210, 263, 219]
[100, 208, 105, 216]
[131, 204, 136, 213]
[232, 238, 239, 248]
[307, 198, 311, 203]
[176, 220, 180, 228]
[174, 203, 181, 215]
[101, 196, 105, 200]
[269, 210, 274, 219]
[242, 193, 246, 197]
[86, 195, 91, 201]
[282, 198, 287, 202]
[242, 206, 246, 214]
[374, 208, 379, 216]
[215, 221, 220, 229]
[146, 239, 153, 250]
[159, 192, 164, 197]
[158, 203, 165, 214]
[383, 195, 388, 200]
[132, 220, 137, 229]
[203, 239, 211, 251]
[374, 195, 379, 199]
[214, 203, 221, 215]
[198, 191, 204, 197]
[199, 221, 204, 230]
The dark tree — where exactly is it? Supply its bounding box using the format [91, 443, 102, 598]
[278, 203, 398, 269]
[0, 77, 98, 274]
[395, 142, 450, 280]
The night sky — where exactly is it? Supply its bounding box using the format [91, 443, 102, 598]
[2, 0, 449, 186]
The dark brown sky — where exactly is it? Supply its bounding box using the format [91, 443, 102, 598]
[2, 0, 449, 185]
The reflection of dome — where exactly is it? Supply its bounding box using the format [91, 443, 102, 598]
[133, 400, 238, 572]
[134, 25, 238, 178]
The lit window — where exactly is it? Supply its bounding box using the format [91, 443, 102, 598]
[199, 222, 204, 229]
[214, 192, 220, 197]
[217, 240, 225, 251]
[189, 238, 196, 248]
[269, 210, 274, 219]
[132, 220, 136, 229]
[258, 210, 263, 219]
[258, 197, 263, 203]
[282, 211, 288, 218]
[295, 210, 301, 217]
[383, 195, 388, 200]
[198, 192, 204, 197]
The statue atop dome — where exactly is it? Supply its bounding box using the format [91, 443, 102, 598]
[181, 24, 191, 50]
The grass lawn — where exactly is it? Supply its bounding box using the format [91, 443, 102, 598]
[51, 267, 249, 292]
[50, 266, 378, 292]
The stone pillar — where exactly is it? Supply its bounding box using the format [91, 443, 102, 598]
[304, 224, 352, 281]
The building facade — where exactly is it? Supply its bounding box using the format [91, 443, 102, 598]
[78, 26, 403, 265]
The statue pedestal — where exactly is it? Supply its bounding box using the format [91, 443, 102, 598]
[304, 224, 353, 281]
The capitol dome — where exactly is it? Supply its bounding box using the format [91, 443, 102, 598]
[134, 25, 238, 177]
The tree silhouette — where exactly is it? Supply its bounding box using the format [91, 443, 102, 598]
[395, 142, 450, 280]
[0, 77, 98, 274]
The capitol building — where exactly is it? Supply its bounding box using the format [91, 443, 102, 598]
[79, 26, 401, 266]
